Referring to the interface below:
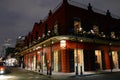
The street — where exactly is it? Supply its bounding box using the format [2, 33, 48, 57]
[1, 67, 120, 80]
[0, 67, 50, 80]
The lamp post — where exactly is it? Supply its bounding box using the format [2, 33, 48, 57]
[109, 42, 113, 72]
[49, 40, 53, 75]
[76, 33, 78, 76]
[47, 60, 49, 75]
[41, 44, 44, 74]
[80, 39, 83, 76]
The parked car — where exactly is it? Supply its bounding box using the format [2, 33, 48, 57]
[0, 62, 11, 74]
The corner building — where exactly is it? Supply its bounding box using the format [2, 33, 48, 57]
[19, 0, 120, 74]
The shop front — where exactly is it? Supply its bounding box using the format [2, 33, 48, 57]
[22, 36, 120, 75]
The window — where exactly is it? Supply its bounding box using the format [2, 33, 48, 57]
[111, 32, 116, 38]
[93, 25, 99, 34]
[74, 19, 82, 34]
[54, 23, 59, 35]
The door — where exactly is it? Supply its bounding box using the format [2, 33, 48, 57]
[95, 50, 102, 70]
[69, 49, 74, 72]
[54, 51, 59, 72]
[112, 51, 119, 69]
[84, 50, 95, 71]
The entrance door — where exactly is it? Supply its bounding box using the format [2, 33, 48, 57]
[33, 55, 36, 70]
[95, 50, 102, 70]
[118, 52, 120, 69]
[54, 51, 59, 72]
[28, 55, 30, 70]
[69, 49, 74, 72]
[112, 51, 119, 69]
[84, 50, 95, 71]
[74, 49, 84, 73]
[41, 52, 47, 72]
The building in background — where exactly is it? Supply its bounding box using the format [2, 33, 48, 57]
[15, 0, 120, 75]
[14, 36, 25, 67]
[5, 47, 17, 66]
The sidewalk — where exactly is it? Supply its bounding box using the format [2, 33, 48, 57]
[42, 69, 120, 79]
[21, 67, 120, 79]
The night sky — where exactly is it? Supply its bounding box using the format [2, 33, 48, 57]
[0, 0, 120, 51]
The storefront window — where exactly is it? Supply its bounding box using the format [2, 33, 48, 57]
[74, 49, 84, 73]
[54, 51, 59, 72]
[112, 51, 118, 69]
[95, 50, 102, 70]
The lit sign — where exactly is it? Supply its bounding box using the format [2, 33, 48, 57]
[60, 40, 66, 49]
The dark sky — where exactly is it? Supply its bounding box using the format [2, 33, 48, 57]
[0, 0, 120, 50]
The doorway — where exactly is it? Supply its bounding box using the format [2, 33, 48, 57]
[95, 50, 102, 70]
[74, 49, 84, 73]
[54, 51, 59, 72]
[112, 51, 118, 69]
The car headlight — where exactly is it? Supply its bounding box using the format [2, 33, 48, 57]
[0, 68, 5, 74]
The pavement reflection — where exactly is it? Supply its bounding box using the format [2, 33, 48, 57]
[0, 75, 18, 80]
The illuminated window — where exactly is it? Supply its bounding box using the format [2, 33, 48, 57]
[54, 24, 58, 35]
[95, 50, 102, 70]
[74, 20, 82, 34]
[112, 51, 118, 69]
[93, 25, 99, 34]
[111, 32, 116, 38]
[74, 49, 84, 72]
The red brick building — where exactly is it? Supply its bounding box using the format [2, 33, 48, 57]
[17, 0, 120, 74]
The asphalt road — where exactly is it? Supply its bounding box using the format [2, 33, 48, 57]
[0, 67, 50, 80]
[1, 67, 120, 80]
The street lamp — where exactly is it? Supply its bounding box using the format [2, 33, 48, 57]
[76, 34, 78, 76]
[49, 40, 53, 75]
[109, 42, 113, 72]
[47, 60, 49, 75]
[80, 39, 83, 76]
[41, 44, 44, 74]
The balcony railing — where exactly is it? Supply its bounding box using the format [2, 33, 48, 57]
[21, 30, 120, 51]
